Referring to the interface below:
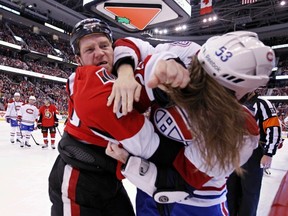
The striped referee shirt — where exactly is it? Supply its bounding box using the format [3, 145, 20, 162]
[252, 97, 281, 157]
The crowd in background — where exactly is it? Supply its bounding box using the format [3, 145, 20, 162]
[0, 18, 288, 120]
[0, 73, 68, 115]
[0, 20, 75, 62]
[0, 50, 73, 79]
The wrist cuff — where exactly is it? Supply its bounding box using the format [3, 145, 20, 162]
[112, 56, 135, 76]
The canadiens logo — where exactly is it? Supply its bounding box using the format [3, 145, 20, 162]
[171, 41, 191, 47]
[153, 107, 192, 145]
[266, 51, 274, 62]
[26, 108, 34, 114]
[45, 109, 52, 119]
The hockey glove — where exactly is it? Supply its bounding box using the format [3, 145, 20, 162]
[37, 123, 42, 129]
[17, 116, 22, 122]
[54, 121, 59, 127]
[6, 117, 11, 123]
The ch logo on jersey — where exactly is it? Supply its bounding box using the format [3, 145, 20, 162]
[44, 109, 52, 119]
[171, 41, 191, 47]
[26, 108, 34, 114]
[154, 107, 192, 145]
[95, 68, 116, 84]
[266, 51, 274, 62]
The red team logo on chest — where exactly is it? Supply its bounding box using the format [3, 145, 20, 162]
[44, 109, 52, 119]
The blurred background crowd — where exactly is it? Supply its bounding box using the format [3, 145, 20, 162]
[0, 18, 288, 123]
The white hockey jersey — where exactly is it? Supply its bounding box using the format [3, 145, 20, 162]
[114, 37, 201, 69]
[4, 100, 23, 120]
[114, 37, 259, 207]
[18, 104, 39, 126]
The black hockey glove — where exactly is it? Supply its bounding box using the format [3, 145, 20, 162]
[37, 123, 42, 129]
[54, 121, 59, 127]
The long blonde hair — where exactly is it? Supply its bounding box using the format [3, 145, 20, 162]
[168, 56, 250, 173]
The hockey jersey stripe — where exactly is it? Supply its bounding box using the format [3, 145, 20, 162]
[221, 202, 229, 216]
[192, 188, 227, 200]
[173, 148, 212, 189]
[243, 106, 259, 136]
[114, 38, 141, 70]
[62, 165, 80, 216]
[199, 183, 226, 192]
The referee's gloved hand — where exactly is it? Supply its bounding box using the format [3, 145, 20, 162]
[54, 121, 59, 127]
[37, 123, 42, 129]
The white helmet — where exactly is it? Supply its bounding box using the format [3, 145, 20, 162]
[197, 31, 275, 100]
[14, 92, 20, 97]
[29, 96, 36, 101]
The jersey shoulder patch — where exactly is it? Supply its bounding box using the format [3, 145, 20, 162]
[153, 106, 192, 145]
[95, 68, 116, 84]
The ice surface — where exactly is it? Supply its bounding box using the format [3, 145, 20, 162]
[0, 121, 287, 216]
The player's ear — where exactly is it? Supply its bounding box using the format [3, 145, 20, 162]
[75, 55, 83, 66]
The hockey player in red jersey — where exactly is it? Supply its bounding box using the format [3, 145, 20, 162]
[4, 92, 23, 144]
[37, 98, 59, 149]
[48, 18, 191, 216]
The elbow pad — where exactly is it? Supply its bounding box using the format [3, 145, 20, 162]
[122, 156, 157, 196]
[122, 156, 192, 204]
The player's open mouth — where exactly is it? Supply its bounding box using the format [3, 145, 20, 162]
[97, 61, 107, 66]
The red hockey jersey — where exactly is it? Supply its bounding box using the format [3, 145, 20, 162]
[65, 65, 160, 159]
[38, 104, 59, 127]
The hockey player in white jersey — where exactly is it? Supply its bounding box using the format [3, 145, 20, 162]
[108, 38, 197, 114]
[17, 96, 39, 148]
[106, 31, 275, 216]
[4, 92, 23, 144]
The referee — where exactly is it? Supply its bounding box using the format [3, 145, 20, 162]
[226, 91, 282, 216]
